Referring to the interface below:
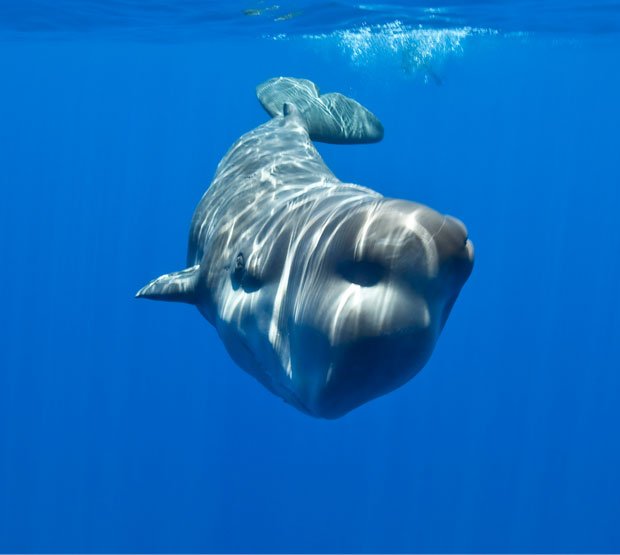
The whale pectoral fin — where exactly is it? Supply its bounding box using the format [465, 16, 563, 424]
[135, 265, 199, 304]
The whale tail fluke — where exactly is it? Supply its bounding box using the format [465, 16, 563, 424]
[135, 264, 199, 304]
[256, 77, 384, 145]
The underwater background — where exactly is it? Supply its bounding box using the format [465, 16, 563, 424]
[1, 1, 619, 552]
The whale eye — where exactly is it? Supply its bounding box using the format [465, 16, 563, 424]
[231, 253, 245, 289]
[231, 252, 263, 293]
[338, 260, 386, 287]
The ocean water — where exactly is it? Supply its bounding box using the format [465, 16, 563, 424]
[1, 1, 619, 553]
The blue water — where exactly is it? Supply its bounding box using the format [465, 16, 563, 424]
[1, 1, 620, 553]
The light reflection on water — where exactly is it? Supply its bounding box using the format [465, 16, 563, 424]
[1, 0, 620, 40]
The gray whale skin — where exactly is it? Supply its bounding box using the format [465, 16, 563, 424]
[137, 77, 474, 419]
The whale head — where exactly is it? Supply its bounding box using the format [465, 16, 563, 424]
[280, 197, 474, 418]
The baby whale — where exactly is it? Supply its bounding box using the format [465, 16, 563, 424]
[137, 77, 474, 419]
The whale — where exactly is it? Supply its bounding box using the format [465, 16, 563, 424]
[137, 77, 474, 419]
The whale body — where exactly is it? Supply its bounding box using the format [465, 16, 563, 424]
[137, 77, 474, 419]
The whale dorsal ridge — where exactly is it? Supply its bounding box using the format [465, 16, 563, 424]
[256, 76, 384, 145]
[135, 264, 199, 304]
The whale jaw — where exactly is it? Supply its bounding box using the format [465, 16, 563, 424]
[285, 323, 437, 419]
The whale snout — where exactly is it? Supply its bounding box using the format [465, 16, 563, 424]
[442, 214, 475, 285]
[373, 199, 474, 288]
[446, 214, 473, 255]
